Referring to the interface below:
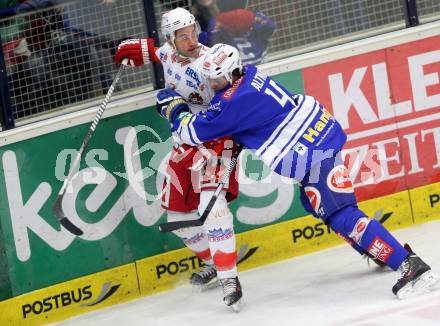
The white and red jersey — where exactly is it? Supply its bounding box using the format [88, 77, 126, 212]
[154, 43, 214, 114]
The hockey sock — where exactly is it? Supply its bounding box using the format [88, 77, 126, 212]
[168, 210, 213, 265]
[200, 190, 237, 279]
[328, 205, 409, 270]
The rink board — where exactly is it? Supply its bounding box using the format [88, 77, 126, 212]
[136, 189, 413, 296]
[410, 181, 440, 224]
[0, 264, 139, 326]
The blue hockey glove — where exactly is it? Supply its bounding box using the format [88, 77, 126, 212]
[156, 88, 190, 123]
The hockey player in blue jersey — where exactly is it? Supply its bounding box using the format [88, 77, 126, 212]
[156, 43, 439, 299]
[198, 6, 275, 65]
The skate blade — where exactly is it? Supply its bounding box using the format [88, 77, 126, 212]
[397, 271, 440, 299]
[230, 298, 244, 313]
[191, 278, 220, 293]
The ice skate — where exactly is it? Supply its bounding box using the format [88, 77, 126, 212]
[220, 277, 243, 312]
[392, 244, 439, 299]
[190, 264, 219, 291]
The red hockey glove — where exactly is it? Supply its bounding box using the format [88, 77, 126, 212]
[114, 38, 155, 66]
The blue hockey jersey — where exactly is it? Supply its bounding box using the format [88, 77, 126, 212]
[175, 65, 347, 181]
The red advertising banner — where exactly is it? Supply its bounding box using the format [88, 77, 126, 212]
[303, 35, 440, 201]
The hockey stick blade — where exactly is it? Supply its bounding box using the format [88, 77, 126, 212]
[159, 144, 244, 232]
[53, 195, 84, 236]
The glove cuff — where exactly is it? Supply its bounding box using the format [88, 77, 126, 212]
[164, 98, 186, 120]
[140, 38, 151, 64]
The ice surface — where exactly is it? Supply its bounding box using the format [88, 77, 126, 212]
[55, 220, 440, 326]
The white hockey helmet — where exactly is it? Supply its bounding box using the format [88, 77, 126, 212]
[201, 43, 242, 83]
[161, 8, 199, 45]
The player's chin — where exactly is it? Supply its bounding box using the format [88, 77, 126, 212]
[187, 47, 200, 57]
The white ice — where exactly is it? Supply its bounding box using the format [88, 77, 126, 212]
[55, 220, 440, 326]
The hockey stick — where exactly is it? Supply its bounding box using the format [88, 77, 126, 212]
[52, 59, 128, 236]
[159, 144, 244, 232]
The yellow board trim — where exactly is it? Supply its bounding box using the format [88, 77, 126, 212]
[0, 264, 140, 326]
[409, 181, 440, 224]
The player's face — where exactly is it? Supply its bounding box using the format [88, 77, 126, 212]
[174, 25, 199, 58]
[207, 76, 229, 91]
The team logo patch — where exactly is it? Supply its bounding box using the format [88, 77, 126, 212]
[349, 217, 370, 244]
[327, 165, 353, 193]
[188, 92, 204, 104]
[367, 237, 394, 263]
[293, 142, 308, 156]
[207, 228, 234, 242]
[304, 186, 321, 213]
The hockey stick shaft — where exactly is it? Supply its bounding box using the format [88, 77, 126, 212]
[159, 144, 244, 232]
[53, 60, 128, 236]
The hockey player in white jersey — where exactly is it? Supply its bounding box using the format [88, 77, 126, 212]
[156, 43, 439, 300]
[114, 9, 243, 310]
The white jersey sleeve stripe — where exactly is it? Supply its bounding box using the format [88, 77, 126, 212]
[259, 96, 318, 168]
[255, 95, 306, 157]
[176, 115, 199, 146]
[270, 100, 320, 169]
[188, 115, 203, 144]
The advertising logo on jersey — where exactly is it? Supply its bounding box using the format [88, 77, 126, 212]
[327, 165, 354, 193]
[185, 67, 201, 86]
[208, 101, 222, 112]
[20, 282, 120, 319]
[301, 108, 333, 144]
[304, 186, 321, 213]
[222, 76, 244, 99]
[367, 237, 394, 263]
[181, 232, 206, 246]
